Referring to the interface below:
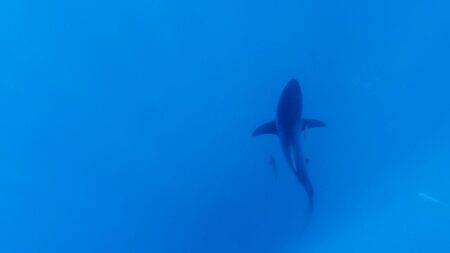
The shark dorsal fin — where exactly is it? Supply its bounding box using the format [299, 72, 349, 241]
[252, 120, 278, 136]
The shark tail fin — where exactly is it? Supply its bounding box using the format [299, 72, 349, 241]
[292, 142, 315, 232]
[297, 169, 314, 214]
[299, 205, 314, 236]
[302, 118, 326, 131]
[296, 170, 315, 233]
[252, 120, 278, 136]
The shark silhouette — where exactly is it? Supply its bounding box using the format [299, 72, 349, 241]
[253, 79, 325, 223]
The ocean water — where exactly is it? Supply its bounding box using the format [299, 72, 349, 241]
[1, 0, 449, 252]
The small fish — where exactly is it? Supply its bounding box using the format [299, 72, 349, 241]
[268, 155, 277, 180]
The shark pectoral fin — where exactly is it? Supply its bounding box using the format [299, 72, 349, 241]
[302, 118, 326, 131]
[252, 120, 278, 136]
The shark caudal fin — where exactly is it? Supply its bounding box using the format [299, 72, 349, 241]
[252, 120, 278, 136]
[292, 141, 315, 230]
[302, 118, 326, 131]
[295, 169, 315, 232]
[296, 169, 314, 212]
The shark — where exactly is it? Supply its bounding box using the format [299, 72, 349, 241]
[252, 79, 325, 223]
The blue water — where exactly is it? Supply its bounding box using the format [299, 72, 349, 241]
[1, 0, 450, 252]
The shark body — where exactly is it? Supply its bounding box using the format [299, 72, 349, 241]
[253, 79, 325, 222]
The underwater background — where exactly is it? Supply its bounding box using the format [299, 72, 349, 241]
[1, 0, 449, 252]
